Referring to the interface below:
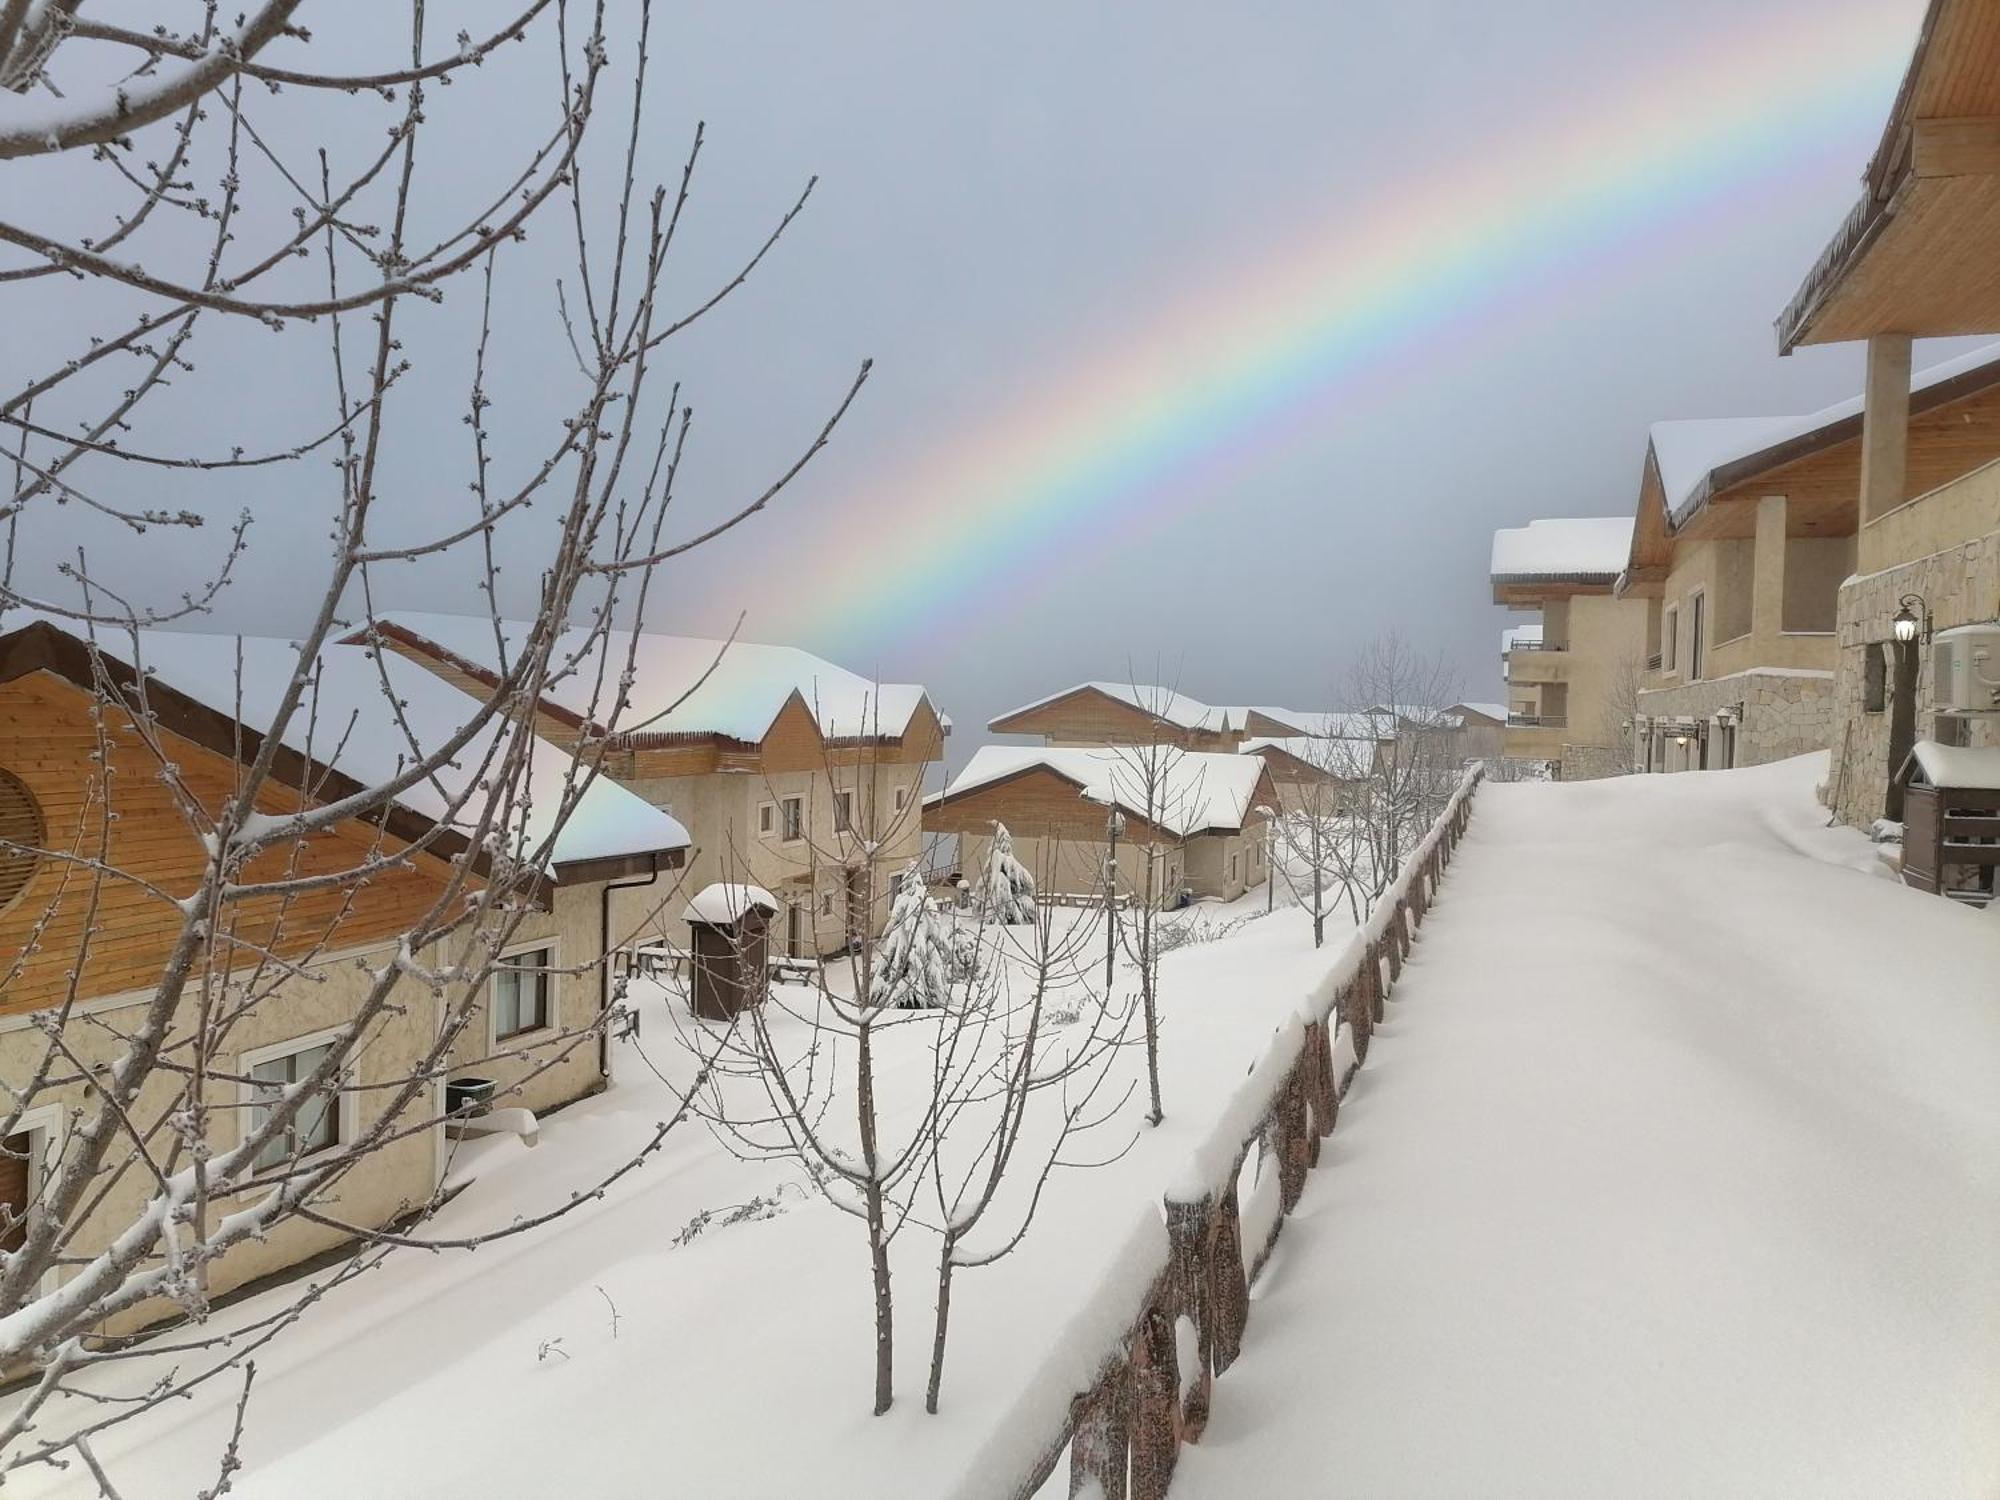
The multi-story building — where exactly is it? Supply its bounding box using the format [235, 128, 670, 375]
[1622, 345, 2000, 774]
[1775, 0, 2000, 827]
[1490, 517, 1650, 778]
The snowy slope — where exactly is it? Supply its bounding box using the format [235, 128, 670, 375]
[1172, 756, 2000, 1500]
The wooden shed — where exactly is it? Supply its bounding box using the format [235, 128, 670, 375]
[1895, 742, 2000, 904]
[684, 883, 779, 1020]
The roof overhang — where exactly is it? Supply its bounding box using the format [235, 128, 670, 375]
[1778, 0, 2000, 351]
[0, 620, 483, 878]
[1490, 576, 1618, 607]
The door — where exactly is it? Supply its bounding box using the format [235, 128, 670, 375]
[786, 902, 804, 958]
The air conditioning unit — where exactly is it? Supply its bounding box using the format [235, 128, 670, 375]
[1933, 623, 2000, 714]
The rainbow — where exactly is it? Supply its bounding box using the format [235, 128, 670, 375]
[703, 2, 1918, 654]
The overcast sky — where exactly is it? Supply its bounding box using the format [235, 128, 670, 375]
[3, 0, 1955, 765]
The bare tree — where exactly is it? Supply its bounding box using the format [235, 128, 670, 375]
[0, 3, 865, 1486]
[1598, 649, 1648, 776]
[1336, 634, 1465, 909]
[1266, 731, 1374, 943]
[921, 856, 1134, 1413]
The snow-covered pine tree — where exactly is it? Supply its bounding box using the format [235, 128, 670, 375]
[977, 822, 1038, 924]
[877, 864, 955, 1009]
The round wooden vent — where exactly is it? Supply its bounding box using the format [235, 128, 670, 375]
[0, 769, 44, 913]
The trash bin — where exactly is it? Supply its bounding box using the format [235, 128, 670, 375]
[446, 1076, 497, 1116]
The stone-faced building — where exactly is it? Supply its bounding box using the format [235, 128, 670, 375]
[1618, 345, 2000, 775]
[1775, 0, 2000, 827]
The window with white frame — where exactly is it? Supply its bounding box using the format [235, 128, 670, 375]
[818, 890, 834, 918]
[493, 946, 553, 1039]
[246, 1037, 344, 1170]
[1228, 853, 1240, 883]
[780, 796, 804, 841]
[758, 801, 775, 838]
[834, 789, 854, 833]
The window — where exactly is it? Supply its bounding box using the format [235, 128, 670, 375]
[0, 1131, 31, 1253]
[0, 769, 43, 914]
[1663, 607, 1678, 671]
[834, 789, 854, 833]
[1863, 645, 1887, 713]
[893, 785, 908, 813]
[818, 891, 834, 918]
[1228, 853, 1240, 883]
[493, 946, 553, 1039]
[247, 1039, 342, 1170]
[780, 796, 804, 841]
[1688, 591, 1706, 681]
[758, 802, 775, 837]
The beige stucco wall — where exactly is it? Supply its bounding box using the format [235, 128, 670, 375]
[0, 946, 442, 1340]
[1183, 827, 1268, 902]
[1646, 525, 1847, 705]
[443, 880, 624, 1118]
[619, 761, 927, 957]
[1502, 592, 1650, 778]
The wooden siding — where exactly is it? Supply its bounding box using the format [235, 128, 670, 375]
[0, 672, 460, 1016]
[990, 687, 1239, 751]
[924, 765, 1180, 844]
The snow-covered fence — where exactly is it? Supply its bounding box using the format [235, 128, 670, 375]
[986, 767, 1484, 1500]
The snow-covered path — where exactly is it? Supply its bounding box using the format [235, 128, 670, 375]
[1173, 758, 2000, 1500]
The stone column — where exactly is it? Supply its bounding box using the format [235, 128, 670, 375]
[1859, 334, 1912, 525]
[1752, 494, 1789, 644]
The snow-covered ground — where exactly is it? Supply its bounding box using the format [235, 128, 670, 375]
[12, 876, 1346, 1498]
[1172, 754, 2000, 1499]
[20, 756, 1994, 1498]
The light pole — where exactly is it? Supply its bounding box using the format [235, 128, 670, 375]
[1104, 807, 1125, 990]
[1888, 593, 1930, 820]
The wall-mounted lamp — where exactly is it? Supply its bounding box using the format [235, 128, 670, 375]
[1892, 593, 1931, 645]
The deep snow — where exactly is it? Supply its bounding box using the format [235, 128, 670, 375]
[14, 756, 1995, 1498]
[1171, 755, 2000, 1499]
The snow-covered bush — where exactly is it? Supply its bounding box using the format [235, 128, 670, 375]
[975, 822, 1038, 924]
[876, 865, 955, 1009]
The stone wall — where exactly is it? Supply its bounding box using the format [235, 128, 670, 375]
[1557, 742, 1629, 781]
[1827, 530, 2000, 829]
[1636, 669, 1836, 771]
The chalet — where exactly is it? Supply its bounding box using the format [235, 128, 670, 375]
[363, 612, 947, 958]
[1620, 343, 2000, 775]
[987, 682, 1250, 751]
[1775, 0, 2000, 828]
[1238, 734, 1375, 816]
[926, 746, 1277, 906]
[1490, 518, 1650, 778]
[0, 619, 688, 1333]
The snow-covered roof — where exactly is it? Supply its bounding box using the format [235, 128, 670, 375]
[1490, 517, 1635, 582]
[938, 745, 1272, 835]
[5, 616, 689, 872]
[1903, 740, 2000, 791]
[1452, 702, 1508, 724]
[990, 681, 1241, 734]
[1239, 736, 1376, 778]
[683, 883, 778, 925]
[1238, 708, 1391, 740]
[1651, 339, 2000, 525]
[369, 611, 942, 745]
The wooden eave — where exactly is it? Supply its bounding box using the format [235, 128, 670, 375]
[1490, 577, 1617, 607]
[987, 684, 1217, 739]
[0, 621, 483, 879]
[924, 762, 1181, 842]
[1778, 0, 2000, 350]
[553, 844, 688, 889]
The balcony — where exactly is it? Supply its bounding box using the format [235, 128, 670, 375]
[1505, 646, 1571, 687]
[1506, 713, 1567, 729]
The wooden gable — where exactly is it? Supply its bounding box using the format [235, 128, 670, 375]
[0, 670, 465, 1017]
[989, 686, 1231, 749]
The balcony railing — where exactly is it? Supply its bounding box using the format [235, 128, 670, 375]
[1508, 639, 1564, 651]
[1507, 713, 1567, 729]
